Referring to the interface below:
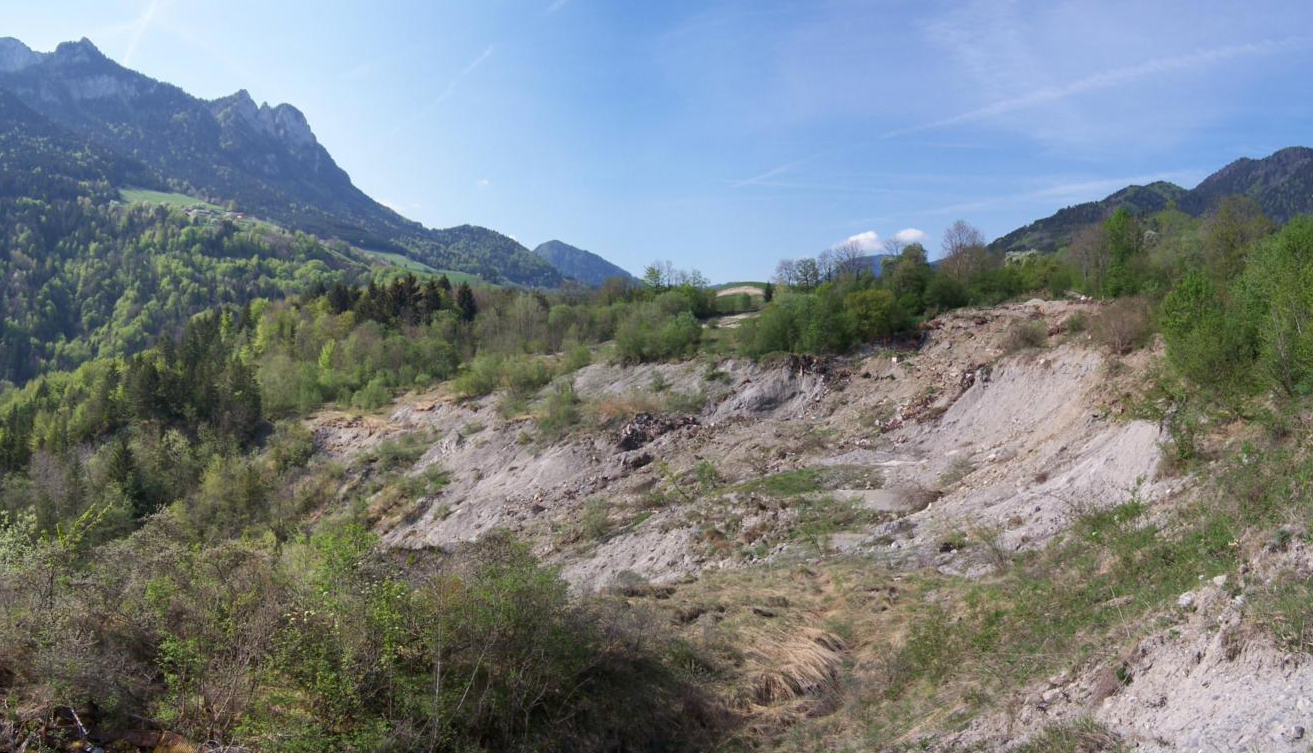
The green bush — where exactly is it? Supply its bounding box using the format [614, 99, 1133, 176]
[845, 287, 908, 342]
[1003, 320, 1048, 352]
[615, 308, 702, 363]
[453, 354, 504, 398]
[738, 286, 855, 356]
[537, 381, 582, 439]
[350, 375, 392, 410]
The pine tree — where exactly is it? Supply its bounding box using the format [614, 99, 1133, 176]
[455, 283, 478, 322]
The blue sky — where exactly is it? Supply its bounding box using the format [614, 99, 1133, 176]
[7, 1, 1313, 281]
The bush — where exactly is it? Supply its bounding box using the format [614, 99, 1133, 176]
[615, 308, 702, 363]
[845, 288, 908, 343]
[1160, 273, 1252, 391]
[350, 375, 392, 410]
[537, 381, 582, 439]
[1003, 320, 1048, 352]
[268, 421, 315, 471]
[738, 286, 855, 356]
[453, 354, 504, 398]
[1091, 297, 1152, 355]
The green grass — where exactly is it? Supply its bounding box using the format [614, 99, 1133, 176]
[360, 248, 439, 274]
[120, 187, 222, 210]
[738, 466, 883, 497]
[358, 249, 485, 286]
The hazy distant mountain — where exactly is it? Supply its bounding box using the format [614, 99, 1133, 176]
[990, 182, 1187, 255]
[991, 147, 1313, 255]
[1180, 146, 1313, 222]
[533, 240, 636, 285]
[0, 37, 561, 286]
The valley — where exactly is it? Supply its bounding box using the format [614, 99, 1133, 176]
[5, 18, 1313, 753]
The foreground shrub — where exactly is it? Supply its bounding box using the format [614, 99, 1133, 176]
[0, 514, 724, 752]
[1091, 297, 1152, 355]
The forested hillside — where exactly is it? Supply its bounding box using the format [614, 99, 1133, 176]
[0, 89, 373, 384]
[534, 239, 637, 285]
[0, 37, 562, 286]
[991, 146, 1313, 255]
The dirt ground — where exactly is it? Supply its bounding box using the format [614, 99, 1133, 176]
[306, 298, 1313, 750]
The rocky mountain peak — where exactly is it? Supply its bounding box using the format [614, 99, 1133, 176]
[51, 37, 107, 64]
[212, 90, 317, 149]
[0, 37, 42, 73]
[265, 102, 315, 148]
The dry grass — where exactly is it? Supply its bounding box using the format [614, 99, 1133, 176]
[589, 392, 664, 428]
[732, 627, 846, 715]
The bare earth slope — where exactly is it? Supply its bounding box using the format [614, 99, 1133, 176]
[307, 299, 1308, 749]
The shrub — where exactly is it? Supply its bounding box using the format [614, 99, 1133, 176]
[1003, 320, 1048, 352]
[1063, 311, 1089, 333]
[615, 308, 702, 363]
[502, 355, 553, 398]
[537, 381, 582, 439]
[738, 286, 855, 356]
[922, 275, 969, 312]
[350, 375, 392, 410]
[453, 354, 504, 398]
[1092, 297, 1152, 355]
[845, 288, 908, 343]
[560, 342, 593, 373]
[268, 421, 316, 472]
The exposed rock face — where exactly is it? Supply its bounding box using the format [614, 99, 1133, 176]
[210, 90, 318, 149]
[0, 37, 42, 72]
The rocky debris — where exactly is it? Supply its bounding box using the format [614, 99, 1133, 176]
[622, 451, 654, 469]
[616, 412, 699, 451]
[787, 353, 850, 386]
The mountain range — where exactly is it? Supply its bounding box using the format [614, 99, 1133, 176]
[990, 146, 1313, 254]
[0, 37, 570, 286]
[532, 240, 637, 286]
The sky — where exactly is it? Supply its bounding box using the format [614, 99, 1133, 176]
[7, 0, 1313, 281]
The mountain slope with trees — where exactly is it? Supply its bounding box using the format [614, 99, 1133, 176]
[0, 86, 377, 384]
[991, 146, 1313, 254]
[533, 239, 637, 285]
[0, 37, 561, 286]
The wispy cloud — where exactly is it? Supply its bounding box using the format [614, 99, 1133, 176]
[545, 0, 571, 14]
[389, 45, 495, 135]
[122, 0, 174, 65]
[731, 150, 834, 188]
[431, 45, 495, 108]
[883, 37, 1309, 139]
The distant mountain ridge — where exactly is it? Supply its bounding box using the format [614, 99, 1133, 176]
[532, 240, 636, 285]
[991, 147, 1313, 254]
[0, 37, 562, 286]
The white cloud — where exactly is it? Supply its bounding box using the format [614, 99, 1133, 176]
[545, 0, 571, 13]
[893, 228, 928, 245]
[476, 178, 491, 188]
[840, 230, 881, 252]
